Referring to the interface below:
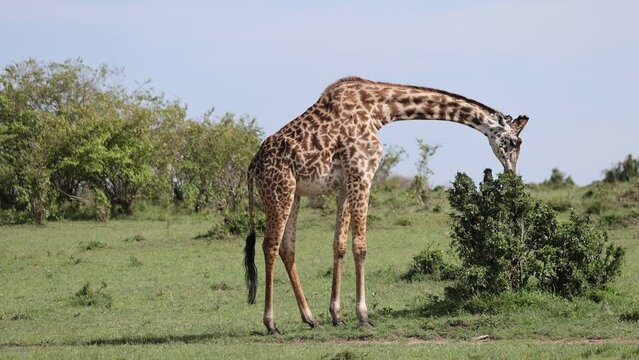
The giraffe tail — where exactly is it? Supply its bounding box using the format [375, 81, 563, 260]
[244, 169, 258, 305]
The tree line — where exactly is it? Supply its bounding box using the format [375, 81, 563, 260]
[0, 59, 262, 224]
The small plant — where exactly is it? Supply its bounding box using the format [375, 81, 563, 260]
[129, 256, 142, 267]
[10, 312, 32, 321]
[394, 218, 412, 227]
[124, 234, 146, 242]
[210, 282, 231, 291]
[446, 169, 624, 299]
[79, 240, 106, 251]
[71, 282, 113, 308]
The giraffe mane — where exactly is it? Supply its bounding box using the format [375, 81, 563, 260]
[323, 76, 499, 115]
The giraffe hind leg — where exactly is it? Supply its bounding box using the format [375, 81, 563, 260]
[261, 188, 296, 335]
[279, 195, 318, 328]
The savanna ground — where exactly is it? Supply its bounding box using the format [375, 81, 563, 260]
[2, 182, 639, 359]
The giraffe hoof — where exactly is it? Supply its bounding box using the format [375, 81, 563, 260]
[267, 325, 281, 335]
[332, 318, 346, 326]
[359, 321, 374, 328]
[305, 319, 320, 328]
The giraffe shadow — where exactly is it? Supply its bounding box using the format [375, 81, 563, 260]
[389, 298, 469, 319]
[82, 332, 226, 346]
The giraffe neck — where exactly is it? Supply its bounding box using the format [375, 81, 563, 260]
[376, 83, 502, 135]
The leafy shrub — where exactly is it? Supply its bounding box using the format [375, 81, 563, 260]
[446, 169, 624, 299]
[195, 210, 266, 240]
[71, 282, 112, 308]
[401, 248, 459, 281]
[223, 210, 266, 235]
[603, 154, 639, 183]
[619, 310, 639, 322]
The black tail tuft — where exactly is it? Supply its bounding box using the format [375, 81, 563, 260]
[244, 229, 257, 304]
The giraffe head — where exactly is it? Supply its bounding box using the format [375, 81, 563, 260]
[488, 114, 529, 173]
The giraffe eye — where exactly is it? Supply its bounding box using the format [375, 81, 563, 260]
[509, 138, 522, 147]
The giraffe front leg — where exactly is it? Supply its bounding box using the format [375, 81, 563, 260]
[330, 191, 350, 326]
[279, 195, 318, 328]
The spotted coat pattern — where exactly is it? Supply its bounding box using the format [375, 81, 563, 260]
[246, 77, 529, 334]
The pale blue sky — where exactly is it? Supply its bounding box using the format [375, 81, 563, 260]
[2, 0, 637, 185]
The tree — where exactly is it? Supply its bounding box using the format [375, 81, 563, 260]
[0, 58, 187, 221]
[373, 144, 407, 186]
[175, 112, 262, 212]
[603, 154, 639, 183]
[0, 94, 51, 224]
[541, 167, 575, 188]
[411, 139, 439, 208]
[0, 58, 263, 222]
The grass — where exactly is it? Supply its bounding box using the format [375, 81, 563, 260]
[1, 184, 639, 358]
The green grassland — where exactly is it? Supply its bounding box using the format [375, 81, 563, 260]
[1, 181, 639, 359]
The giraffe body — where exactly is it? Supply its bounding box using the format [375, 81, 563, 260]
[244, 77, 529, 334]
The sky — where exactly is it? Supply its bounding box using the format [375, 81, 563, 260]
[1, 0, 638, 185]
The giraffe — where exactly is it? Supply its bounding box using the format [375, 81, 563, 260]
[243, 76, 528, 334]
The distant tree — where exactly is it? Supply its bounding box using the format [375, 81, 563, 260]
[0, 94, 51, 224]
[541, 167, 575, 188]
[411, 139, 439, 208]
[373, 144, 407, 186]
[604, 154, 639, 183]
[0, 58, 263, 223]
[175, 112, 262, 212]
[0, 58, 189, 221]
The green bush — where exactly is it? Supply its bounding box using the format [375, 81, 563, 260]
[446, 169, 624, 299]
[71, 282, 112, 308]
[195, 211, 266, 240]
[401, 248, 459, 281]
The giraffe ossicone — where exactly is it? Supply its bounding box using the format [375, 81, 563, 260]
[243, 77, 529, 334]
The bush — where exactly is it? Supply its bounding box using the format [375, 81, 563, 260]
[194, 210, 266, 240]
[401, 248, 459, 281]
[446, 169, 624, 299]
[71, 282, 112, 308]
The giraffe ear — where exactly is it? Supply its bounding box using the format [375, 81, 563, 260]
[511, 115, 529, 135]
